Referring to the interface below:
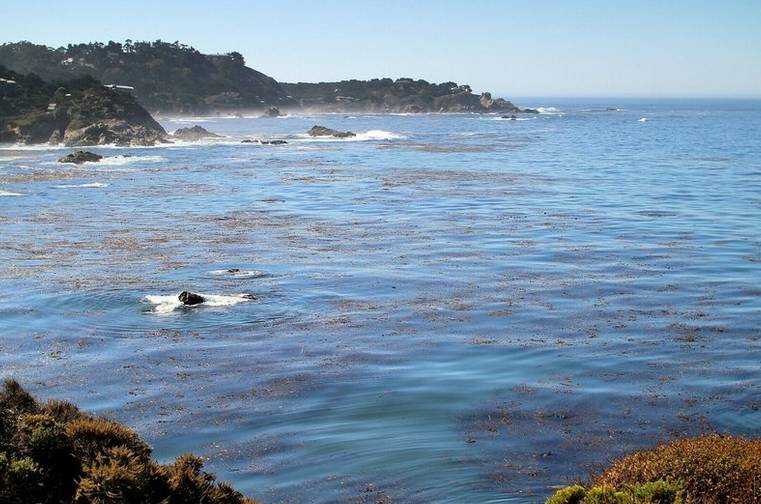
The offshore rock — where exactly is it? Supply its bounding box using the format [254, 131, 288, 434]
[307, 125, 356, 138]
[261, 106, 284, 118]
[58, 151, 103, 164]
[172, 125, 221, 141]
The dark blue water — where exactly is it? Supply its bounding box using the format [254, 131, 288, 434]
[1, 100, 760, 503]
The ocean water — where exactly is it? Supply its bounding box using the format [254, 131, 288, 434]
[1, 99, 760, 503]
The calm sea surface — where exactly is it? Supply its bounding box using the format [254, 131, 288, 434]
[1, 99, 760, 503]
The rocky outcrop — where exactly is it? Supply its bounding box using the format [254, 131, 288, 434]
[64, 120, 166, 146]
[0, 66, 167, 146]
[261, 107, 283, 118]
[58, 151, 103, 164]
[308, 126, 356, 138]
[172, 125, 221, 141]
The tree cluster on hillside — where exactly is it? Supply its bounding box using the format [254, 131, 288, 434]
[0, 41, 293, 113]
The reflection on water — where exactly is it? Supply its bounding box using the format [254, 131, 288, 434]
[1, 100, 761, 503]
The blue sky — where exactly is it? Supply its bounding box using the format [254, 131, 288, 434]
[2, 0, 760, 97]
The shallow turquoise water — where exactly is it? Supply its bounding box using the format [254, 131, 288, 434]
[1, 100, 760, 503]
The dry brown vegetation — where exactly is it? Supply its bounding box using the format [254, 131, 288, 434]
[547, 433, 761, 504]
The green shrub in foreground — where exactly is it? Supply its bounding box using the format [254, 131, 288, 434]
[546, 481, 682, 504]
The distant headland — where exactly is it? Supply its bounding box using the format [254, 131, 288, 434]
[0, 40, 536, 116]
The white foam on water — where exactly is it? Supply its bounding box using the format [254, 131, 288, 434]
[53, 182, 109, 189]
[143, 293, 252, 314]
[98, 155, 166, 165]
[167, 117, 216, 123]
[0, 143, 67, 152]
[638, 117, 649, 122]
[297, 130, 405, 142]
[537, 107, 562, 115]
[0, 189, 23, 196]
[209, 269, 266, 278]
[356, 130, 405, 140]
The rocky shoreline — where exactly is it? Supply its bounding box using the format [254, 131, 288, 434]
[1, 40, 541, 146]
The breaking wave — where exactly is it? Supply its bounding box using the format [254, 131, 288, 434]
[53, 182, 109, 189]
[98, 155, 166, 165]
[298, 130, 405, 142]
[0, 189, 23, 196]
[209, 269, 266, 278]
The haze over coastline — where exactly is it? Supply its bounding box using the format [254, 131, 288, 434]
[3, 0, 760, 98]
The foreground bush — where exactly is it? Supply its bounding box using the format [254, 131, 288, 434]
[547, 434, 761, 504]
[546, 480, 681, 504]
[0, 379, 257, 504]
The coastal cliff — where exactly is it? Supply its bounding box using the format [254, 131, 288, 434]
[0, 65, 166, 145]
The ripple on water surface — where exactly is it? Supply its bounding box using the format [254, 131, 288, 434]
[1, 104, 761, 503]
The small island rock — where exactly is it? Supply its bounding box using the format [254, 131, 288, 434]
[261, 107, 284, 118]
[172, 125, 221, 141]
[308, 125, 356, 138]
[58, 151, 103, 164]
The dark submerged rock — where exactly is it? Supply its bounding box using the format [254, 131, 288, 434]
[178, 291, 204, 306]
[307, 125, 356, 138]
[172, 125, 221, 141]
[242, 138, 288, 144]
[58, 150, 103, 164]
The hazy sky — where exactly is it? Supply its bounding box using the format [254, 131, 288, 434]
[3, 0, 760, 97]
